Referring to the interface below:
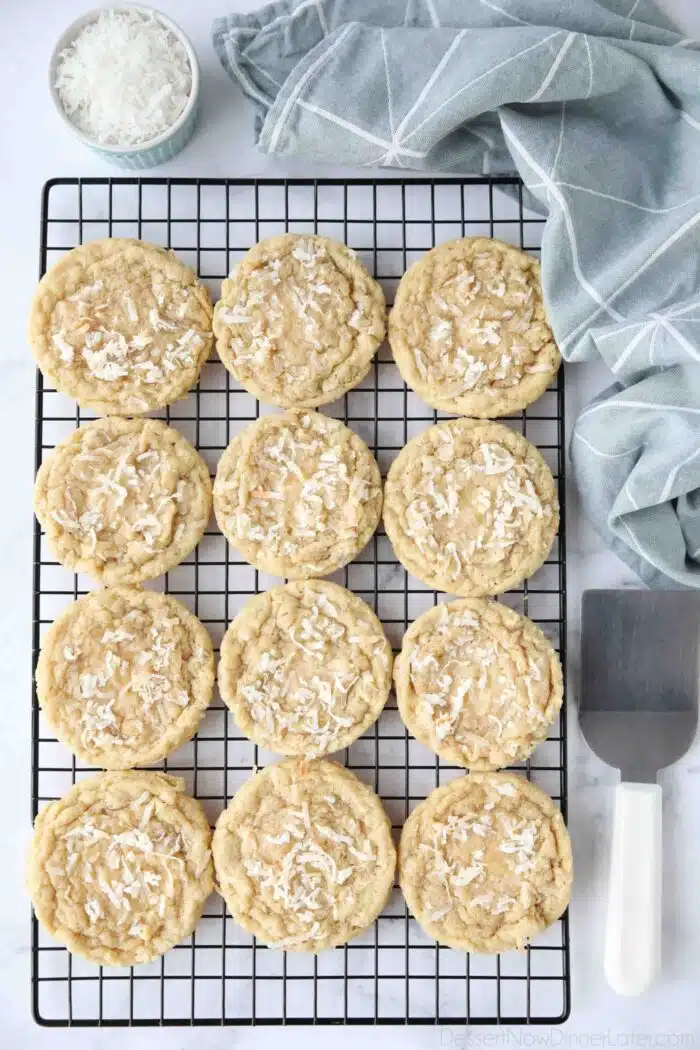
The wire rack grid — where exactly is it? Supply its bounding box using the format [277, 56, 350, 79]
[32, 176, 569, 1028]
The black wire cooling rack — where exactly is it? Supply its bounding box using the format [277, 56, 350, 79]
[32, 176, 569, 1027]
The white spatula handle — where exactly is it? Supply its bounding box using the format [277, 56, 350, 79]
[604, 781, 662, 996]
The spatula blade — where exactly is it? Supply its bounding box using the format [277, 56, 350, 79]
[580, 590, 699, 781]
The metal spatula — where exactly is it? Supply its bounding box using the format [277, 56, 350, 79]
[580, 590, 699, 996]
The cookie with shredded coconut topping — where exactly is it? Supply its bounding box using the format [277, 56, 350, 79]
[383, 418, 558, 596]
[399, 772, 572, 953]
[213, 234, 386, 408]
[389, 238, 560, 417]
[219, 582, 392, 758]
[29, 239, 213, 415]
[213, 411, 382, 579]
[36, 588, 214, 769]
[212, 758, 396, 951]
[395, 599, 562, 770]
[27, 771, 214, 966]
[34, 417, 212, 585]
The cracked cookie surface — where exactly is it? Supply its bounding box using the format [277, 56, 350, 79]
[389, 238, 559, 417]
[29, 239, 213, 415]
[213, 411, 382, 579]
[37, 587, 214, 769]
[383, 418, 558, 596]
[219, 581, 392, 758]
[213, 758, 396, 951]
[213, 234, 385, 408]
[394, 599, 562, 769]
[399, 771, 572, 952]
[34, 417, 212, 585]
[27, 771, 214, 966]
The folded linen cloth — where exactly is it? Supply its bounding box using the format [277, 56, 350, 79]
[213, 0, 700, 587]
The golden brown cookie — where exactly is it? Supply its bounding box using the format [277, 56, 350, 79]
[383, 418, 558, 596]
[389, 237, 559, 417]
[213, 411, 382, 579]
[34, 417, 212, 585]
[218, 581, 392, 757]
[399, 772, 572, 952]
[27, 771, 214, 966]
[212, 758, 396, 951]
[29, 239, 213, 415]
[213, 234, 385, 408]
[394, 599, 563, 769]
[36, 587, 214, 769]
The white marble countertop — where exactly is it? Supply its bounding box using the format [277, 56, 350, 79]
[1, 0, 699, 1045]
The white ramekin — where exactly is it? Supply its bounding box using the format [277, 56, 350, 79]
[49, 5, 200, 169]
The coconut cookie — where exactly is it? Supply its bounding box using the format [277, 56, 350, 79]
[394, 599, 562, 769]
[36, 587, 215, 769]
[219, 581, 392, 758]
[399, 772, 572, 953]
[27, 771, 214, 966]
[29, 239, 213, 415]
[389, 238, 559, 417]
[213, 411, 382, 579]
[383, 418, 558, 597]
[34, 417, 212, 585]
[213, 758, 396, 951]
[213, 234, 386, 409]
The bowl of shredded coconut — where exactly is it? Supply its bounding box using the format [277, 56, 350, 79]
[50, 6, 199, 168]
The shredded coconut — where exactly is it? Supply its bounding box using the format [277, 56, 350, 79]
[54, 10, 192, 147]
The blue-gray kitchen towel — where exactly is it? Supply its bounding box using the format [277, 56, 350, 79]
[213, 0, 700, 588]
